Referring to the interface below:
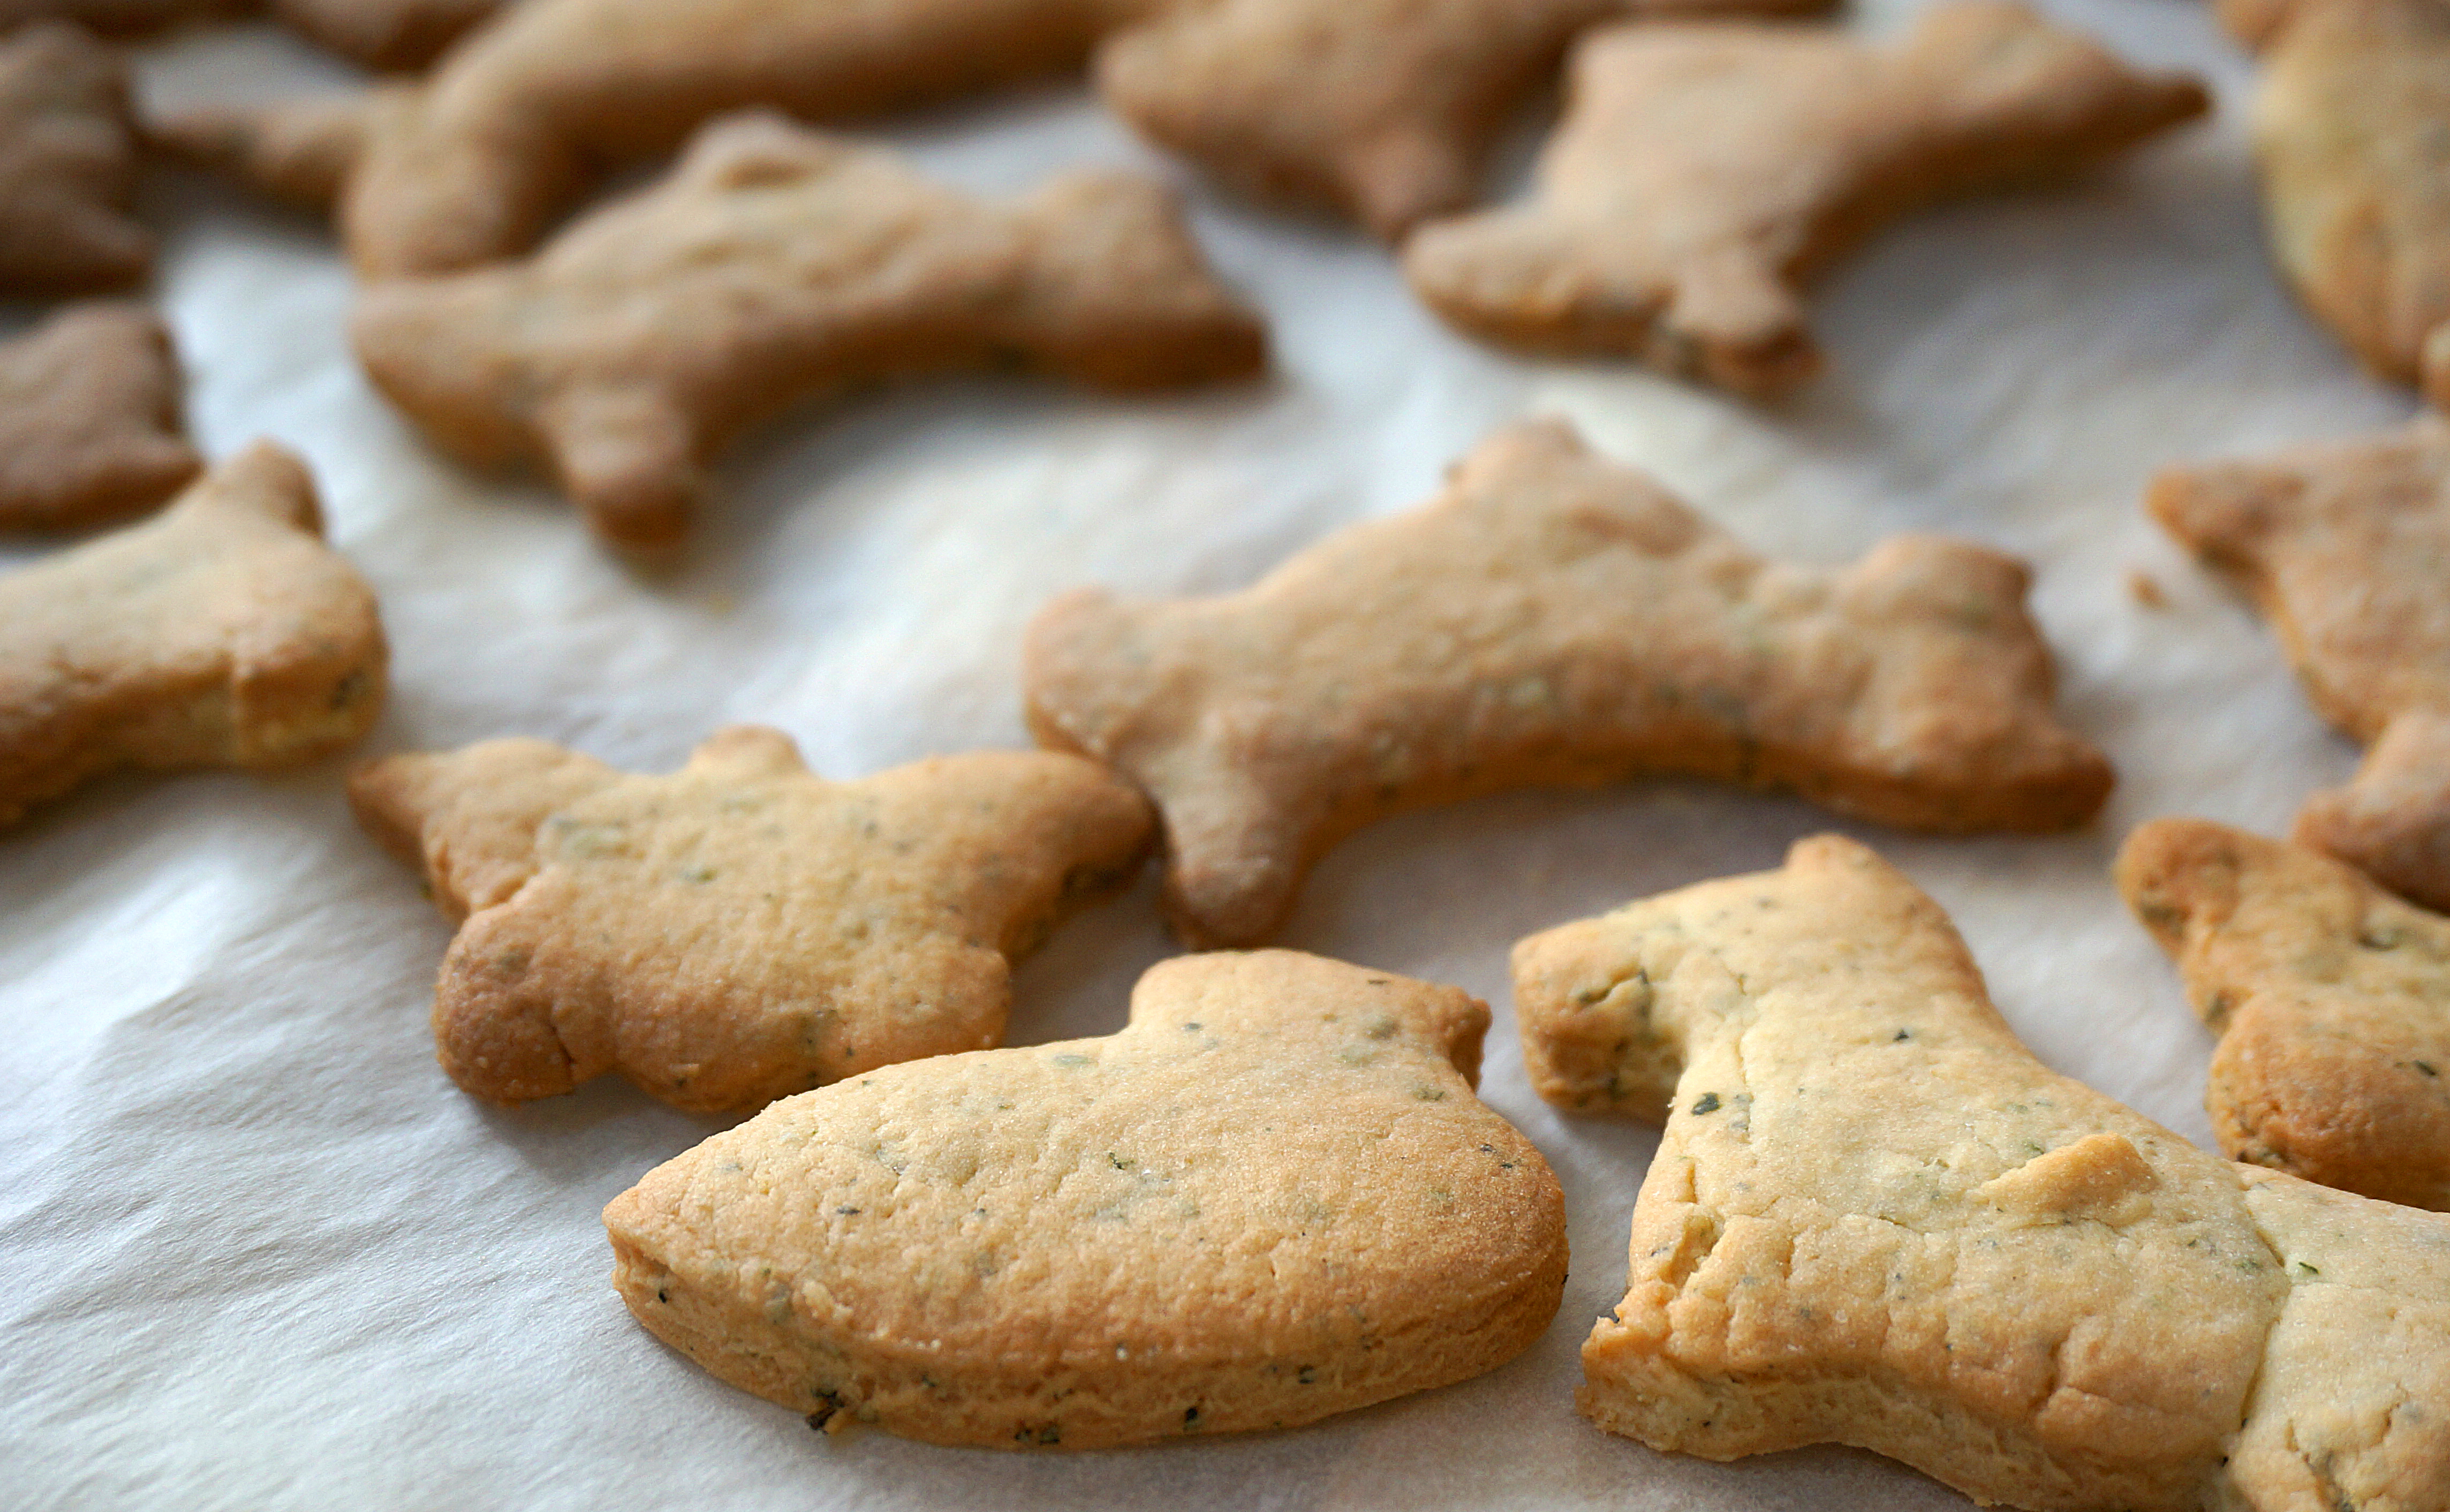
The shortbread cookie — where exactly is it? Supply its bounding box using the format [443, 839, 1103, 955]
[2149, 420, 2450, 911]
[2120, 817, 2450, 1211]
[0, 21, 152, 296]
[1515, 835, 2450, 1510]
[604, 949, 1568, 1447]
[1095, 0, 1834, 242]
[0, 303, 200, 531]
[336, 0, 1145, 277]
[2248, 0, 2450, 389]
[350, 728, 1154, 1113]
[1401, 2, 2208, 396]
[349, 114, 1264, 557]
[0, 441, 387, 828]
[1025, 419, 2111, 947]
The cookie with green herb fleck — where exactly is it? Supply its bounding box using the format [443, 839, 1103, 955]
[0, 440, 386, 828]
[1515, 833, 2450, 1510]
[2149, 419, 2450, 914]
[350, 727, 1154, 1114]
[0, 303, 200, 532]
[603, 948, 1568, 1448]
[1400, 1, 2207, 397]
[2120, 817, 2450, 1212]
[1024, 418, 2111, 948]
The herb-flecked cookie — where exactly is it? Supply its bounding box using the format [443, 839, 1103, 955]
[2149, 419, 2450, 913]
[349, 113, 1265, 557]
[602, 949, 1569, 1447]
[2120, 817, 2450, 1212]
[0, 21, 152, 297]
[350, 727, 1154, 1113]
[1401, 1, 2208, 396]
[1095, 0, 1834, 243]
[0, 441, 387, 829]
[1515, 834, 2450, 1511]
[0, 303, 200, 532]
[1025, 419, 2111, 947]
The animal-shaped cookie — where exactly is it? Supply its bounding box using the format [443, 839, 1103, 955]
[347, 114, 1266, 557]
[0, 1, 497, 69]
[148, 88, 412, 215]
[603, 949, 1568, 1447]
[0, 21, 152, 296]
[1401, 2, 2209, 396]
[2149, 420, 2450, 912]
[1515, 834, 2450, 1510]
[0, 303, 200, 531]
[2120, 818, 2450, 1212]
[0, 441, 387, 828]
[350, 728, 1155, 1113]
[1096, 0, 1833, 242]
[1024, 419, 2111, 948]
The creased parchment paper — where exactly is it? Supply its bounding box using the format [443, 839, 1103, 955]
[0, 1, 2418, 1506]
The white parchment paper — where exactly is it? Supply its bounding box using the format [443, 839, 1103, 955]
[1, 1, 2419, 1505]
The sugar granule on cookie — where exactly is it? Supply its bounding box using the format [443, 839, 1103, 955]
[350, 727, 1155, 1113]
[1025, 418, 2111, 948]
[603, 949, 1568, 1448]
[1095, 0, 1833, 243]
[1401, 1, 2207, 397]
[1515, 834, 2450, 1510]
[2120, 817, 2450, 1212]
[2149, 419, 2450, 912]
[349, 113, 1266, 558]
[0, 20, 153, 297]
[0, 441, 387, 829]
[0, 303, 201, 532]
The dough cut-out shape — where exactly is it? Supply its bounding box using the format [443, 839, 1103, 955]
[0, 1, 491, 67]
[1024, 419, 2111, 948]
[0, 441, 387, 828]
[0, 20, 152, 296]
[0, 303, 200, 532]
[2149, 419, 2450, 913]
[603, 949, 1568, 1447]
[149, 87, 413, 215]
[2120, 817, 2450, 1212]
[1401, 1, 2208, 397]
[1514, 834, 2450, 1511]
[348, 113, 1266, 557]
[1096, 0, 1834, 242]
[350, 727, 1155, 1113]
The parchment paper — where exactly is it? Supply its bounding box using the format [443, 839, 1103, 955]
[1, 1, 2418, 1506]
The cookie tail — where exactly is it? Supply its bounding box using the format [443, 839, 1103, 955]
[538, 385, 703, 560]
[2295, 709, 2450, 914]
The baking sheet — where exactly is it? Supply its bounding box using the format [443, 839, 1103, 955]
[0, 1, 2418, 1505]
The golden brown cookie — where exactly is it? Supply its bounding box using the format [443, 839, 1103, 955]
[1025, 419, 2111, 948]
[0, 302, 200, 531]
[271, 0, 500, 70]
[1401, 1, 2209, 397]
[1515, 834, 2450, 1511]
[1095, 0, 1833, 243]
[2149, 420, 2450, 912]
[0, 20, 152, 297]
[0, 441, 387, 828]
[0, 1, 244, 39]
[350, 727, 1156, 1113]
[603, 949, 1568, 1448]
[2119, 817, 2450, 1211]
[148, 88, 411, 215]
[347, 113, 1265, 558]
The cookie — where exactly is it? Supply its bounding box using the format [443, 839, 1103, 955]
[2119, 817, 2450, 1212]
[148, 88, 409, 215]
[348, 113, 1265, 558]
[1401, 1, 2209, 397]
[0, 441, 387, 829]
[2148, 420, 2450, 912]
[602, 949, 1569, 1447]
[336, 0, 1139, 277]
[349, 727, 1155, 1113]
[1025, 419, 2111, 948]
[0, 20, 152, 297]
[2248, 0, 2450, 390]
[270, 0, 500, 70]
[0, 2, 242, 39]
[1515, 834, 2450, 1510]
[0, 302, 201, 532]
[1094, 0, 1833, 243]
